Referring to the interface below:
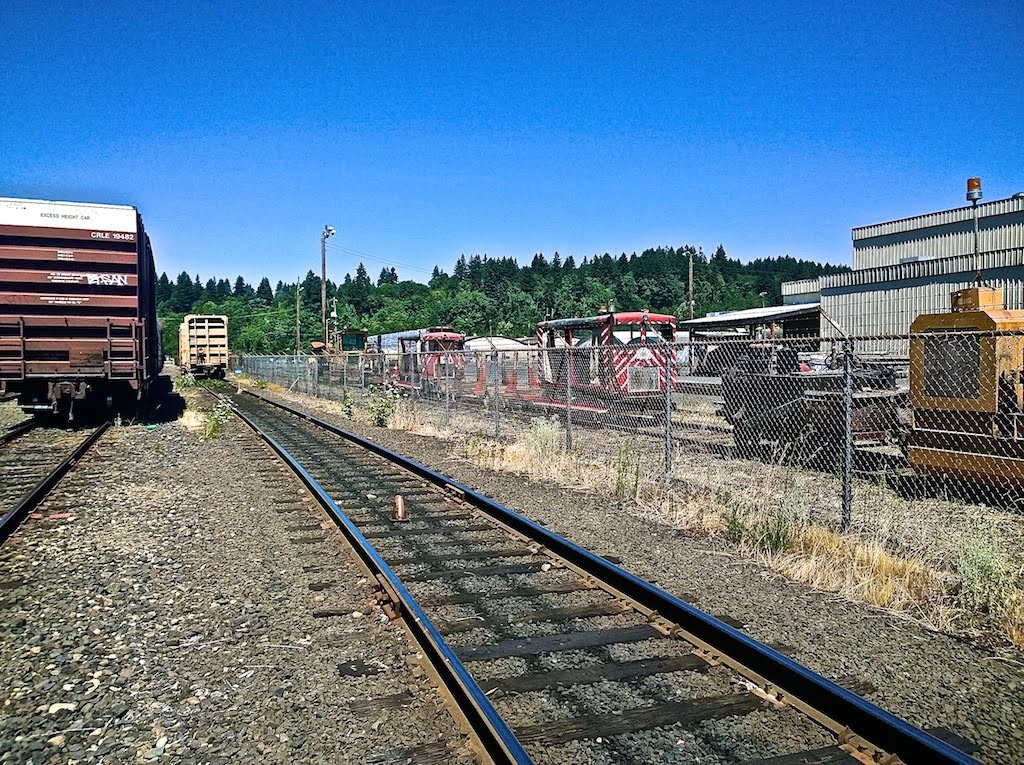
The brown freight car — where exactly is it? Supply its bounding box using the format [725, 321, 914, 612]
[0, 197, 163, 419]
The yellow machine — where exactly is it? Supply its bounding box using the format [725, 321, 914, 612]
[908, 287, 1024, 485]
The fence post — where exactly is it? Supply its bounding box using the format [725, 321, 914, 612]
[444, 353, 452, 427]
[664, 346, 673, 486]
[565, 346, 574, 451]
[841, 338, 854, 532]
[493, 351, 501, 438]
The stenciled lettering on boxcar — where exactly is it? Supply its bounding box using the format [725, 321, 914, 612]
[43, 272, 130, 286]
[86, 273, 130, 287]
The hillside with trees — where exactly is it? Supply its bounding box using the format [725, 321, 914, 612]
[157, 244, 846, 357]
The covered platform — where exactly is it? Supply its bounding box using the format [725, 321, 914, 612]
[679, 303, 820, 336]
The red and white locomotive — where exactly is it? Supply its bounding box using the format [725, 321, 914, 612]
[391, 326, 466, 394]
[535, 311, 676, 415]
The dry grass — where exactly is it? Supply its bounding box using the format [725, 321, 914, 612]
[1007, 596, 1024, 645]
[177, 409, 207, 432]
[771, 526, 945, 611]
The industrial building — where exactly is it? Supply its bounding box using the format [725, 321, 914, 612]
[782, 191, 1024, 352]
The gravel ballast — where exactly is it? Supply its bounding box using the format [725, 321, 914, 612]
[258, 386, 1024, 764]
[0, 388, 477, 764]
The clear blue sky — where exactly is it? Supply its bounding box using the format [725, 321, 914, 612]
[3, 1, 1022, 286]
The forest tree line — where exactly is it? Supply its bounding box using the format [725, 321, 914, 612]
[157, 244, 846, 357]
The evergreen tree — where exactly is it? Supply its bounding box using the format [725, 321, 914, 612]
[350, 263, 372, 315]
[171, 272, 195, 312]
[156, 272, 172, 306]
[256, 277, 273, 302]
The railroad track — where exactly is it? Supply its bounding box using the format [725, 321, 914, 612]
[210, 386, 978, 765]
[1, 418, 38, 445]
[0, 421, 109, 545]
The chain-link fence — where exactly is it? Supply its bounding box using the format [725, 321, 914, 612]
[238, 329, 1024, 530]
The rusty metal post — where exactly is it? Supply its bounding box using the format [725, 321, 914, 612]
[565, 345, 573, 451]
[492, 351, 501, 438]
[444, 352, 452, 427]
[841, 338, 854, 532]
[664, 344, 673, 486]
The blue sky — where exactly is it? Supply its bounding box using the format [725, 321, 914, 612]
[2, 1, 1022, 286]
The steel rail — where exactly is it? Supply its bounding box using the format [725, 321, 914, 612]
[241, 388, 978, 765]
[217, 391, 531, 765]
[0, 419, 38, 446]
[0, 422, 109, 547]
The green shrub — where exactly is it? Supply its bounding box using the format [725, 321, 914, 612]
[341, 390, 355, 419]
[725, 507, 747, 545]
[614, 437, 642, 508]
[523, 416, 564, 457]
[367, 385, 397, 427]
[957, 524, 1011, 614]
[203, 401, 232, 440]
[755, 511, 798, 556]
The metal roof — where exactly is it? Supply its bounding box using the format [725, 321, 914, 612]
[678, 303, 819, 328]
[781, 278, 821, 296]
[852, 196, 1024, 241]
[538, 311, 676, 330]
[821, 247, 1024, 290]
[465, 336, 531, 351]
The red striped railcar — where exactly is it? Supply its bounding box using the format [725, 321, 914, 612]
[0, 198, 163, 418]
[392, 326, 466, 393]
[535, 311, 676, 415]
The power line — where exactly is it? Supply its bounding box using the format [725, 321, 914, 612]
[325, 242, 436, 275]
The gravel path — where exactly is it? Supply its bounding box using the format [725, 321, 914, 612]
[261, 386, 1024, 764]
[0, 385, 477, 764]
[0, 400, 28, 431]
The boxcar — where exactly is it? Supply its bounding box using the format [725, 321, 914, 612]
[0, 197, 163, 418]
[178, 314, 229, 378]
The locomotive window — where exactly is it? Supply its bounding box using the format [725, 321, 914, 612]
[341, 333, 365, 351]
[923, 332, 980, 400]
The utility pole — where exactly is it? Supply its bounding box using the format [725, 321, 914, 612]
[330, 297, 338, 350]
[321, 225, 336, 345]
[967, 178, 982, 285]
[295, 278, 301, 356]
[688, 248, 695, 320]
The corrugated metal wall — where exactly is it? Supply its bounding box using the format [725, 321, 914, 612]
[820, 247, 1024, 355]
[851, 199, 1024, 270]
[781, 277, 820, 304]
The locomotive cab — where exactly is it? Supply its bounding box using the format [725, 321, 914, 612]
[536, 311, 677, 415]
[394, 326, 465, 392]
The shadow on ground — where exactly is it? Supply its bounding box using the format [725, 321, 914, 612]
[143, 376, 186, 424]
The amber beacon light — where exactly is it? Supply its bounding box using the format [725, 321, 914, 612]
[967, 177, 982, 202]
